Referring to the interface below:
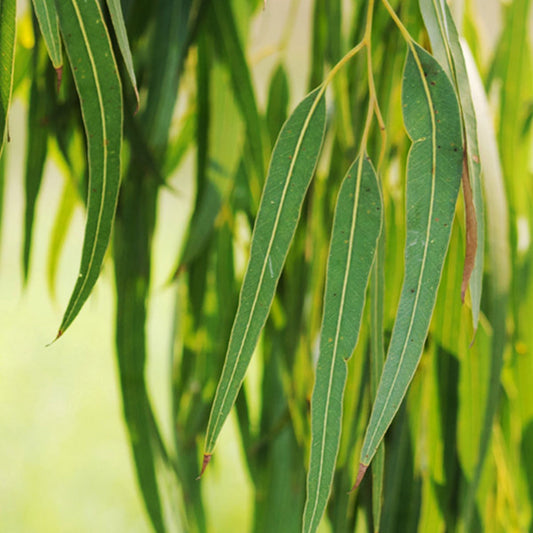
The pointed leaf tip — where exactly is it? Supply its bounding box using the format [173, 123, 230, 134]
[197, 454, 212, 479]
[55, 66, 63, 93]
[351, 463, 368, 492]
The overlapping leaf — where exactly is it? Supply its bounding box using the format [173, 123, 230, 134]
[0, 0, 16, 157]
[358, 42, 463, 475]
[203, 88, 326, 461]
[303, 156, 382, 533]
[419, 0, 484, 329]
[105, 0, 139, 108]
[55, 0, 122, 337]
[31, 0, 62, 69]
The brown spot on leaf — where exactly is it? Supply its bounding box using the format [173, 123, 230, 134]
[461, 154, 478, 303]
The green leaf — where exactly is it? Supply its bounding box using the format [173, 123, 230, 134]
[303, 156, 382, 533]
[419, 0, 484, 329]
[31, 0, 62, 69]
[203, 87, 326, 459]
[47, 175, 77, 298]
[370, 234, 386, 533]
[55, 0, 123, 337]
[266, 64, 290, 147]
[358, 42, 463, 473]
[23, 45, 51, 282]
[459, 40, 511, 533]
[209, 0, 265, 178]
[0, 0, 16, 158]
[105, 0, 139, 108]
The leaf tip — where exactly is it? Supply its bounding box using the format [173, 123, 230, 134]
[133, 88, 140, 115]
[196, 453, 212, 480]
[46, 329, 63, 347]
[55, 67, 63, 93]
[350, 463, 368, 492]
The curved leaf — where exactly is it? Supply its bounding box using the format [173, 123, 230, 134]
[303, 156, 382, 533]
[358, 42, 463, 474]
[0, 0, 16, 157]
[55, 0, 122, 337]
[419, 0, 484, 329]
[203, 87, 326, 460]
[31, 0, 62, 69]
[105, 0, 139, 108]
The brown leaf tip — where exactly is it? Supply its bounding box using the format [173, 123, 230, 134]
[350, 463, 368, 492]
[55, 67, 63, 93]
[197, 454, 212, 480]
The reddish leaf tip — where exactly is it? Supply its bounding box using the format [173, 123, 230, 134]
[46, 329, 63, 347]
[350, 463, 368, 492]
[197, 454, 212, 480]
[55, 67, 63, 93]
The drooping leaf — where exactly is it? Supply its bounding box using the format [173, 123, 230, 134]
[203, 87, 326, 462]
[303, 156, 382, 533]
[23, 44, 51, 282]
[266, 64, 290, 147]
[370, 233, 386, 533]
[31, 0, 62, 69]
[460, 159, 477, 302]
[114, 170, 167, 533]
[419, 0, 484, 329]
[357, 42, 463, 476]
[142, 0, 194, 151]
[460, 40, 511, 533]
[55, 0, 122, 337]
[179, 60, 244, 270]
[47, 175, 77, 298]
[105, 0, 139, 108]
[0, 0, 16, 158]
[209, 0, 265, 178]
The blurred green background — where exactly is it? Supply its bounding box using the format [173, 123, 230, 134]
[0, 0, 511, 531]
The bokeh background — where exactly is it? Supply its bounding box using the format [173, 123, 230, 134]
[0, 0, 512, 531]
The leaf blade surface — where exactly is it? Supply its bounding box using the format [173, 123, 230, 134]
[204, 88, 326, 456]
[56, 0, 122, 336]
[359, 43, 463, 469]
[303, 156, 382, 533]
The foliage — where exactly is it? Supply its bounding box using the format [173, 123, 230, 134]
[2, 0, 533, 531]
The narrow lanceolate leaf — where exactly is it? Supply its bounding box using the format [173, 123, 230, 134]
[358, 43, 463, 475]
[55, 0, 122, 337]
[460, 40, 510, 533]
[0, 0, 16, 157]
[419, 0, 484, 329]
[105, 0, 139, 108]
[31, 0, 62, 69]
[303, 156, 382, 533]
[203, 88, 326, 461]
[23, 66, 49, 282]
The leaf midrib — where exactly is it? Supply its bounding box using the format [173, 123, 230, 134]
[364, 44, 438, 457]
[305, 155, 366, 531]
[206, 91, 324, 452]
[60, 0, 109, 332]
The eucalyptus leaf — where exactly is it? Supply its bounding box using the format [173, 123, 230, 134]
[419, 0, 484, 330]
[55, 0, 122, 337]
[303, 155, 382, 533]
[358, 42, 463, 475]
[203, 87, 326, 461]
[31, 0, 62, 69]
[0, 0, 16, 157]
